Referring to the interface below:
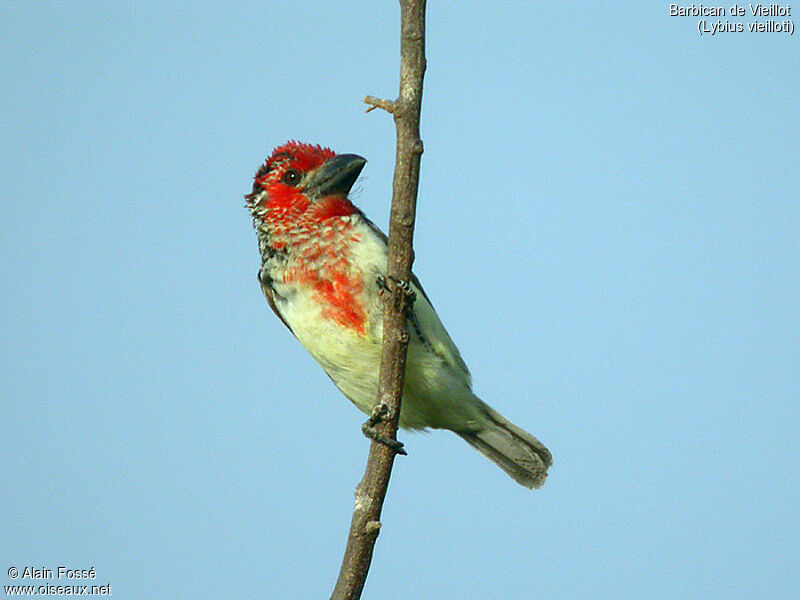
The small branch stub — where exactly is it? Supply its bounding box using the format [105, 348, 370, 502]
[364, 95, 397, 114]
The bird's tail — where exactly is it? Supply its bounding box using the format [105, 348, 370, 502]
[457, 402, 552, 489]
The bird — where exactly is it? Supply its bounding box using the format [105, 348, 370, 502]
[244, 141, 552, 488]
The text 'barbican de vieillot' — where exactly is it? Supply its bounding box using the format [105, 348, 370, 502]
[669, 4, 792, 16]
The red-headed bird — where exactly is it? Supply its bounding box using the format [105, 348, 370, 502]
[245, 141, 552, 488]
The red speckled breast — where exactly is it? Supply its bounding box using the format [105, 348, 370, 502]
[279, 217, 367, 335]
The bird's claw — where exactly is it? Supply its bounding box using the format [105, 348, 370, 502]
[376, 275, 391, 295]
[362, 423, 408, 455]
[396, 278, 416, 303]
[361, 402, 407, 455]
[376, 275, 416, 304]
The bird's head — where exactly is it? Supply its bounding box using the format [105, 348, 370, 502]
[246, 141, 367, 231]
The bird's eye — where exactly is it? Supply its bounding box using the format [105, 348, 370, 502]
[282, 169, 301, 186]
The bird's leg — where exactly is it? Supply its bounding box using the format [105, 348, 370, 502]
[361, 402, 407, 456]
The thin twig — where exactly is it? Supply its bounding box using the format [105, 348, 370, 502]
[330, 2, 426, 600]
[364, 95, 397, 114]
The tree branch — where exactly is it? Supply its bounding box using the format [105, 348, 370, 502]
[330, 1, 426, 599]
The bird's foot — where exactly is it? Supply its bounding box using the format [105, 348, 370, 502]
[376, 276, 416, 323]
[376, 275, 416, 305]
[361, 402, 407, 455]
[393, 277, 416, 303]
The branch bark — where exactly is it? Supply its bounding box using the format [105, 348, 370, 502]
[330, 1, 426, 599]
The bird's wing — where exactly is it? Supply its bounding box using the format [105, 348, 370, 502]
[360, 213, 471, 383]
[407, 274, 472, 383]
[258, 268, 295, 334]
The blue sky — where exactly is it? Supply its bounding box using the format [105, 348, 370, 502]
[2, 2, 798, 599]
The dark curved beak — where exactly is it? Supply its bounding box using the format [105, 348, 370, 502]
[305, 153, 366, 197]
